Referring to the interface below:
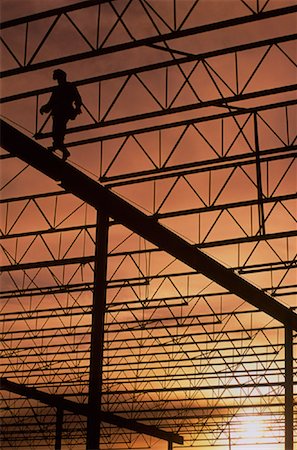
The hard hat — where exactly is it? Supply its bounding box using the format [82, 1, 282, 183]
[53, 69, 67, 80]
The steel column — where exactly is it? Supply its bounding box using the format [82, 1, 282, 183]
[285, 327, 294, 450]
[55, 407, 63, 450]
[1, 119, 297, 330]
[253, 112, 266, 235]
[87, 211, 109, 449]
[0, 378, 183, 443]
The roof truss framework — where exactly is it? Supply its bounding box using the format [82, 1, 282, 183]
[0, 117, 296, 448]
[0, 378, 183, 445]
[0, 1, 296, 449]
[1, 119, 296, 329]
[1, 2, 296, 78]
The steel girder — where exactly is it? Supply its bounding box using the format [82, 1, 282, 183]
[1, 118, 297, 331]
[0, 378, 183, 444]
[1, 4, 296, 77]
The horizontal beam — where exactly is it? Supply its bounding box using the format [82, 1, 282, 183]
[2, 378, 291, 398]
[1, 226, 296, 252]
[36, 84, 297, 140]
[0, 279, 148, 299]
[0, 378, 183, 444]
[0, 341, 284, 362]
[88, 98, 297, 148]
[1, 33, 295, 104]
[1, 252, 295, 274]
[1, 3, 295, 30]
[0, 0, 113, 29]
[0, 400, 291, 416]
[0, 299, 293, 325]
[1, 119, 297, 330]
[1, 5, 296, 77]
[103, 149, 297, 188]
[0, 255, 95, 272]
[1, 326, 285, 353]
[0, 316, 290, 340]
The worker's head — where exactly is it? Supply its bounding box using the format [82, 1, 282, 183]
[53, 69, 67, 83]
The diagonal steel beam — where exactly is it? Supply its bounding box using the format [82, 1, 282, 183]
[0, 378, 183, 444]
[1, 118, 297, 330]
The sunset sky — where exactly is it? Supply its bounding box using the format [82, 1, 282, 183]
[0, 1, 296, 449]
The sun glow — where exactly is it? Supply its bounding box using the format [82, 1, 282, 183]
[228, 415, 283, 450]
[241, 417, 263, 439]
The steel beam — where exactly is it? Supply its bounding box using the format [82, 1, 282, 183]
[87, 212, 109, 449]
[1, 6, 296, 77]
[2, 248, 295, 275]
[55, 407, 63, 450]
[1, 221, 295, 250]
[96, 98, 296, 146]
[36, 84, 297, 140]
[0, 0, 113, 29]
[2, 5, 296, 32]
[1, 119, 297, 330]
[0, 325, 285, 349]
[0, 256, 95, 272]
[0, 378, 183, 444]
[253, 113, 266, 235]
[285, 328, 294, 450]
[1, 34, 295, 105]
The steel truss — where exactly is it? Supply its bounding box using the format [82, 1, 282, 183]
[0, 1, 296, 449]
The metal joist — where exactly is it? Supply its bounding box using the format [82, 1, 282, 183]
[1, 118, 297, 330]
[0, 378, 183, 444]
[1, 33, 296, 104]
[1, 5, 296, 77]
[36, 84, 297, 141]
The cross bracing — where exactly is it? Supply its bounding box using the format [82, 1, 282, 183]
[0, 1, 296, 449]
[0, 120, 296, 449]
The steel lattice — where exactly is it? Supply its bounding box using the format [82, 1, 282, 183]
[0, 1, 296, 449]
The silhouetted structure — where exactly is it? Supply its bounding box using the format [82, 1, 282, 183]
[40, 69, 82, 160]
[1, 2, 296, 449]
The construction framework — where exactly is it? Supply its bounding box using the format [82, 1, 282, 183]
[0, 1, 296, 449]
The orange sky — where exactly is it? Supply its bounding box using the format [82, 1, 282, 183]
[0, 1, 296, 449]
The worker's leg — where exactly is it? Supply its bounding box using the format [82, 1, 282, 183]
[52, 116, 70, 160]
[52, 116, 68, 149]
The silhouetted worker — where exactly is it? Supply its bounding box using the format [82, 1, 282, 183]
[40, 69, 82, 160]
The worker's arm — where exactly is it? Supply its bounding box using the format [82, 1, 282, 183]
[73, 86, 82, 115]
[40, 93, 54, 114]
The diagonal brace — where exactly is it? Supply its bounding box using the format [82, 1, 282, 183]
[1, 119, 297, 330]
[0, 378, 183, 444]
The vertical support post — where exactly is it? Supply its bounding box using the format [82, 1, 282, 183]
[55, 407, 63, 450]
[168, 441, 173, 450]
[87, 211, 109, 450]
[285, 327, 294, 450]
[35, 95, 39, 136]
[253, 112, 266, 235]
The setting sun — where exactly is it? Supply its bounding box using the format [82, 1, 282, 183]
[228, 415, 284, 450]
